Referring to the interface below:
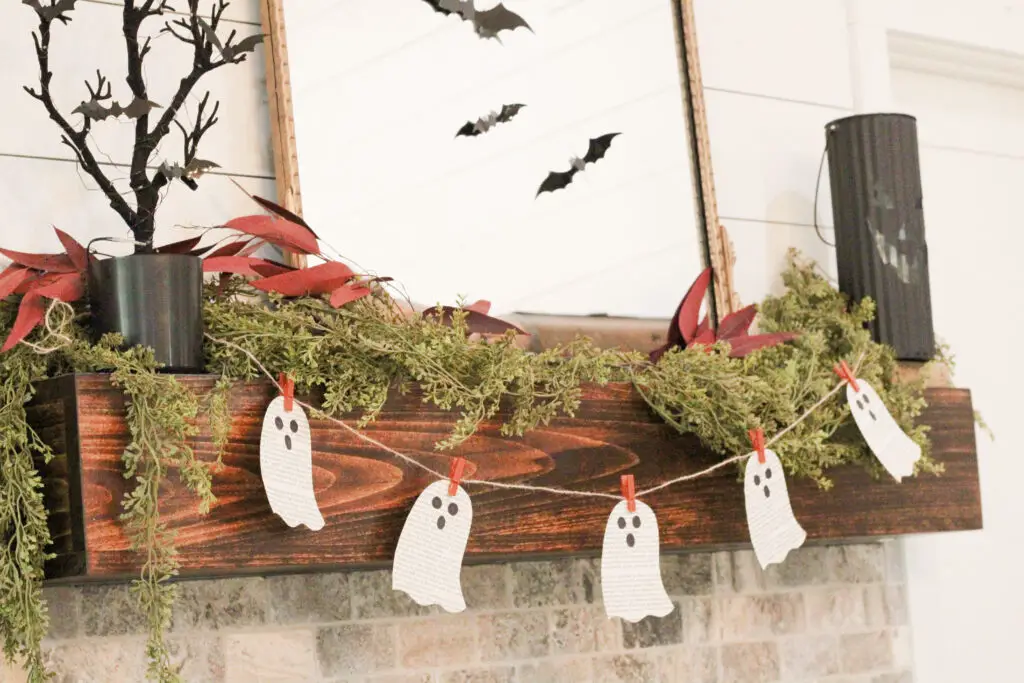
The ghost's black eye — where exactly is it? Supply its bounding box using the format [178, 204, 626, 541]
[856, 399, 863, 410]
[617, 517, 626, 529]
[765, 468, 772, 479]
[448, 502, 458, 516]
[632, 516, 641, 528]
[290, 420, 298, 433]
[274, 416, 284, 430]
[863, 394, 871, 404]
[432, 496, 442, 509]
[754, 475, 761, 486]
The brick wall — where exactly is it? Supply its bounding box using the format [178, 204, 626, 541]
[9, 542, 911, 682]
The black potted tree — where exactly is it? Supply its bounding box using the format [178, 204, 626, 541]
[17, 0, 264, 371]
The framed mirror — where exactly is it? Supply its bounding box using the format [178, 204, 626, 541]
[265, 0, 729, 320]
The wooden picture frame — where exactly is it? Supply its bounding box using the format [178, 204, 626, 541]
[258, 0, 739, 317]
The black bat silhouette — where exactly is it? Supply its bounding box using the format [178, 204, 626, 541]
[72, 97, 162, 121]
[197, 17, 265, 61]
[422, 0, 532, 41]
[22, 0, 77, 23]
[455, 103, 526, 137]
[536, 133, 621, 197]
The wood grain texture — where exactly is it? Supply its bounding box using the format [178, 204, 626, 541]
[30, 375, 981, 582]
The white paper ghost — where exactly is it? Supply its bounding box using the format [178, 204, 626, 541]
[744, 449, 806, 569]
[392, 480, 473, 613]
[847, 380, 922, 481]
[600, 499, 674, 622]
[259, 396, 325, 531]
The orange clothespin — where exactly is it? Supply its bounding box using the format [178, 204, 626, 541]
[748, 427, 766, 464]
[833, 360, 860, 392]
[620, 474, 636, 512]
[279, 373, 295, 412]
[448, 457, 467, 496]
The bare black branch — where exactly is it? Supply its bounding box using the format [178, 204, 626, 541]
[22, 0, 263, 251]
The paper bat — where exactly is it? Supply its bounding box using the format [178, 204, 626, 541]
[72, 97, 162, 121]
[455, 104, 525, 137]
[197, 17, 264, 61]
[423, 0, 532, 41]
[536, 133, 620, 197]
[22, 0, 77, 23]
[157, 159, 221, 191]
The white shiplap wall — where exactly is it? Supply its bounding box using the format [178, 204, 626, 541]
[694, 0, 851, 305]
[0, 0, 275, 256]
[285, 0, 705, 318]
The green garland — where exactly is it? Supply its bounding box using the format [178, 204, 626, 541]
[0, 252, 944, 681]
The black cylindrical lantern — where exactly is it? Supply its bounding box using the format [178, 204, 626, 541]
[825, 113, 935, 361]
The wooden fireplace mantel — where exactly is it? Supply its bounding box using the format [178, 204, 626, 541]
[28, 372, 981, 584]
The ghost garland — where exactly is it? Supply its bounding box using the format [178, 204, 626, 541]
[248, 343, 924, 620]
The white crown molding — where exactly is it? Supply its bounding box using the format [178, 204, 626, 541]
[888, 31, 1024, 89]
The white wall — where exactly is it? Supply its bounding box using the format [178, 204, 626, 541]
[695, 1, 1022, 681]
[0, 0, 275, 257]
[284, 0, 705, 317]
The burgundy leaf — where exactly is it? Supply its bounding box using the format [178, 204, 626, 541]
[724, 332, 800, 358]
[224, 215, 319, 255]
[250, 195, 317, 234]
[2, 294, 45, 352]
[206, 239, 254, 259]
[329, 283, 371, 308]
[250, 261, 294, 278]
[249, 261, 356, 297]
[0, 266, 36, 300]
[155, 235, 205, 254]
[203, 255, 289, 277]
[30, 271, 85, 303]
[717, 304, 758, 340]
[648, 343, 670, 364]
[424, 306, 528, 336]
[14, 272, 60, 295]
[692, 313, 715, 345]
[465, 299, 491, 315]
[0, 247, 76, 273]
[53, 228, 89, 271]
[676, 267, 712, 344]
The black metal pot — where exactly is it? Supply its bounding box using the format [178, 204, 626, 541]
[87, 253, 204, 372]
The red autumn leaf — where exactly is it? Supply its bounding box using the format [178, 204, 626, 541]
[203, 255, 291, 277]
[2, 293, 45, 352]
[465, 299, 491, 315]
[154, 235, 205, 254]
[717, 304, 758, 340]
[250, 260, 294, 278]
[224, 215, 319, 256]
[0, 247, 76, 273]
[14, 272, 61, 295]
[329, 283, 371, 308]
[424, 306, 528, 336]
[675, 267, 712, 344]
[206, 238, 255, 259]
[249, 261, 356, 297]
[724, 332, 800, 358]
[53, 228, 89, 271]
[0, 266, 36, 300]
[29, 271, 85, 303]
[692, 314, 715, 345]
[250, 195, 317, 235]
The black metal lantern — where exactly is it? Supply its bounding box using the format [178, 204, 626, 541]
[825, 113, 935, 361]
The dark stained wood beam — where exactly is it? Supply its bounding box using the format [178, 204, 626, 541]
[27, 374, 981, 583]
